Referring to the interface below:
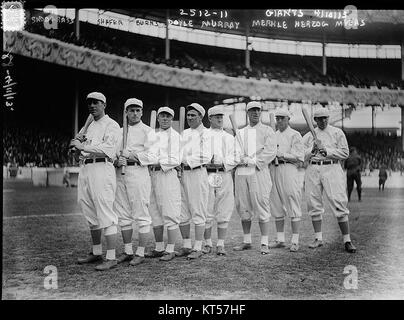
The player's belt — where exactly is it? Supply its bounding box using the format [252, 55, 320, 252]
[310, 160, 339, 165]
[126, 160, 141, 166]
[149, 165, 162, 171]
[272, 160, 292, 165]
[206, 166, 225, 173]
[83, 157, 111, 164]
[182, 164, 206, 171]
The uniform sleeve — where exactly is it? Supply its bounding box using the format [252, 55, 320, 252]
[284, 132, 304, 163]
[83, 121, 120, 159]
[302, 132, 315, 161]
[255, 126, 277, 170]
[325, 130, 349, 160]
[137, 129, 159, 166]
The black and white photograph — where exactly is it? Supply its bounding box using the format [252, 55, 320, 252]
[2, 1, 404, 307]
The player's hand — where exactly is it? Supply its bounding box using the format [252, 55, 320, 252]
[276, 151, 284, 159]
[314, 138, 324, 150]
[318, 148, 327, 157]
[75, 133, 87, 143]
[70, 139, 84, 151]
[121, 149, 130, 159]
[118, 156, 127, 167]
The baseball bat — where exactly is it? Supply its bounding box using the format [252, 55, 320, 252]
[69, 114, 93, 164]
[179, 107, 185, 133]
[301, 106, 317, 140]
[150, 110, 157, 129]
[269, 113, 279, 166]
[302, 106, 326, 156]
[121, 108, 128, 175]
[82, 114, 94, 135]
[229, 114, 247, 156]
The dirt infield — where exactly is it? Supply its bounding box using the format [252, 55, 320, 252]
[2, 179, 404, 300]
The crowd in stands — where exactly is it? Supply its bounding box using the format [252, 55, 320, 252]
[3, 126, 403, 173]
[24, 16, 403, 90]
[346, 132, 404, 173]
[3, 128, 72, 168]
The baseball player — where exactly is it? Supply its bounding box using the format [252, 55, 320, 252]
[71, 92, 121, 271]
[269, 108, 304, 252]
[146, 107, 181, 262]
[202, 106, 238, 256]
[177, 103, 212, 260]
[233, 101, 277, 255]
[344, 146, 362, 202]
[114, 98, 158, 266]
[302, 107, 356, 253]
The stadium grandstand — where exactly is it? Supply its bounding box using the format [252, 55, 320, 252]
[3, 7, 404, 176]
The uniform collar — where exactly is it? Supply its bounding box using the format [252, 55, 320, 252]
[129, 120, 143, 128]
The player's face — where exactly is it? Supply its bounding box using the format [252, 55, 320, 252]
[187, 109, 202, 129]
[275, 116, 289, 132]
[158, 112, 173, 130]
[247, 108, 261, 126]
[209, 114, 224, 129]
[87, 99, 105, 120]
[126, 106, 142, 125]
[314, 116, 328, 130]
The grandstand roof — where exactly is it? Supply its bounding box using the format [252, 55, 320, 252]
[111, 9, 404, 45]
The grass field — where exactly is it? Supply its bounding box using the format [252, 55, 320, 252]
[2, 179, 404, 300]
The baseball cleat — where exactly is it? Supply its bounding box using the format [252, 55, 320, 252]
[116, 253, 133, 264]
[344, 241, 357, 253]
[289, 243, 299, 252]
[175, 247, 193, 257]
[144, 249, 165, 258]
[77, 252, 103, 264]
[268, 241, 286, 249]
[159, 252, 176, 261]
[187, 250, 203, 260]
[95, 259, 117, 271]
[129, 255, 146, 266]
[233, 243, 252, 251]
[202, 245, 213, 254]
[261, 244, 270, 255]
[216, 246, 227, 256]
[309, 239, 324, 249]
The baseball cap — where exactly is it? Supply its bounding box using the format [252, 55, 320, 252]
[186, 103, 205, 118]
[313, 107, 330, 118]
[208, 106, 225, 117]
[157, 106, 174, 117]
[246, 101, 262, 111]
[274, 108, 291, 118]
[124, 98, 143, 109]
[86, 92, 106, 103]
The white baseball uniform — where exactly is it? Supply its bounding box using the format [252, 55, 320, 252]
[149, 127, 181, 229]
[114, 121, 158, 228]
[235, 122, 277, 222]
[302, 125, 350, 218]
[77, 115, 120, 229]
[180, 123, 212, 226]
[206, 128, 238, 226]
[270, 126, 304, 219]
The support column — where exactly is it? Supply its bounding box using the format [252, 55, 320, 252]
[245, 24, 250, 70]
[401, 41, 404, 81]
[75, 9, 80, 41]
[165, 9, 170, 60]
[401, 105, 404, 151]
[74, 80, 79, 136]
[322, 32, 327, 76]
[372, 105, 376, 136]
